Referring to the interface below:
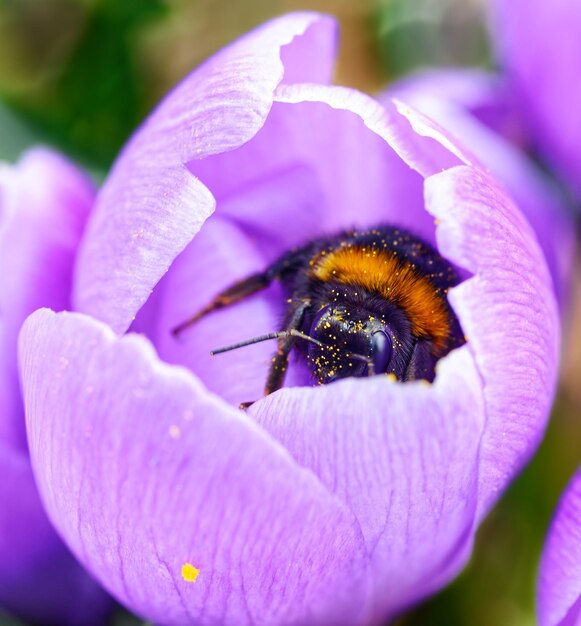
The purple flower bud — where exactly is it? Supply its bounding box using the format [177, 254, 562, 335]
[0, 150, 111, 623]
[489, 0, 581, 199]
[538, 467, 581, 626]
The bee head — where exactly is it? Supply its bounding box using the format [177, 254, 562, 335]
[307, 304, 398, 384]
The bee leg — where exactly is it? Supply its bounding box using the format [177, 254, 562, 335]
[264, 299, 311, 396]
[172, 267, 277, 336]
[172, 241, 319, 337]
[238, 302, 310, 409]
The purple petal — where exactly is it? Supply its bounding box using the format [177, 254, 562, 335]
[0, 444, 111, 626]
[538, 466, 581, 626]
[250, 346, 483, 619]
[386, 69, 575, 309]
[74, 13, 338, 334]
[425, 166, 559, 519]
[0, 148, 94, 450]
[489, 0, 581, 197]
[20, 309, 371, 626]
[190, 88, 442, 245]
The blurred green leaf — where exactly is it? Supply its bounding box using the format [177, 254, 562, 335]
[0, 0, 168, 168]
[0, 611, 27, 626]
[374, 0, 491, 79]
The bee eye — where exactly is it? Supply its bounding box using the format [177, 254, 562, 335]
[372, 331, 392, 374]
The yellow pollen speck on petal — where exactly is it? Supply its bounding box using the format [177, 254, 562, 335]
[181, 563, 200, 583]
[169, 425, 181, 439]
[385, 373, 397, 382]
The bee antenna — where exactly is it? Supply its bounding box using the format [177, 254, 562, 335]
[211, 330, 324, 355]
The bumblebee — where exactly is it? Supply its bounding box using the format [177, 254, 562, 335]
[173, 225, 464, 397]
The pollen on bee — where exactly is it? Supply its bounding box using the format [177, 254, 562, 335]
[181, 563, 200, 583]
[312, 245, 454, 352]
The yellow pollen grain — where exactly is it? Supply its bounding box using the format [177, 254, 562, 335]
[181, 563, 200, 582]
[169, 425, 181, 439]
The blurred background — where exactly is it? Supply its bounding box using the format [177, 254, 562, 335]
[1, 1, 580, 625]
[0, 0, 491, 172]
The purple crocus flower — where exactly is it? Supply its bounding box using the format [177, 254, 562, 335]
[0, 150, 110, 624]
[18, 13, 560, 625]
[489, 0, 581, 199]
[538, 467, 581, 626]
